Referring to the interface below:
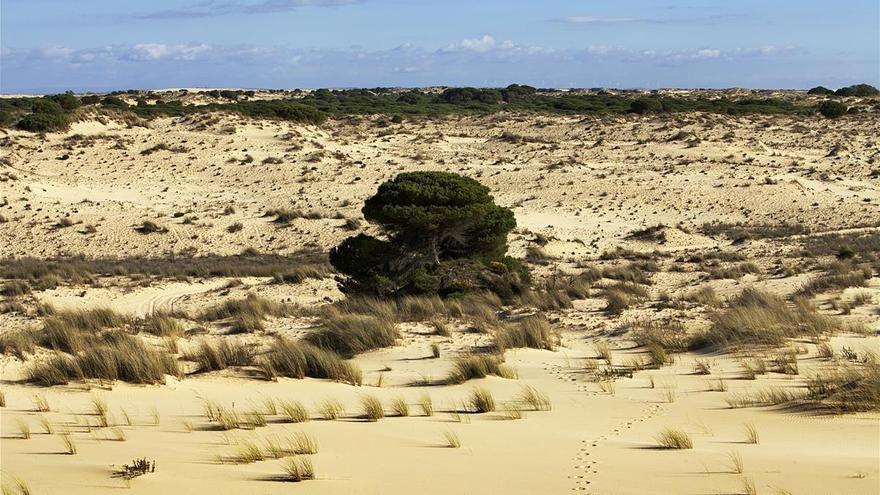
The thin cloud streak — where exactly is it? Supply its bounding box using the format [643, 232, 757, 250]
[136, 0, 363, 20]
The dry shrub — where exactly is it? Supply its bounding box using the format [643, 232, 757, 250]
[692, 289, 849, 350]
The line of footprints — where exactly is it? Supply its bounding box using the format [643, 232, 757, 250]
[570, 403, 665, 491]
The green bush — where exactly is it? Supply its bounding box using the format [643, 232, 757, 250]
[629, 98, 664, 114]
[807, 86, 835, 95]
[834, 84, 879, 97]
[330, 172, 520, 297]
[818, 100, 848, 118]
[16, 98, 70, 132]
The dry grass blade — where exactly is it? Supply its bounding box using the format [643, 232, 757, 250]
[442, 430, 461, 448]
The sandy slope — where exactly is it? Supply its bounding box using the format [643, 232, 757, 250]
[1, 110, 879, 494]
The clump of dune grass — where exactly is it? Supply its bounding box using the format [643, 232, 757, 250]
[741, 476, 757, 495]
[28, 335, 180, 385]
[317, 399, 344, 420]
[289, 432, 319, 455]
[493, 316, 560, 351]
[725, 387, 803, 409]
[143, 313, 183, 338]
[804, 363, 880, 412]
[305, 314, 399, 358]
[601, 282, 649, 316]
[0, 390, 5, 407]
[692, 289, 849, 350]
[32, 394, 50, 412]
[91, 395, 109, 427]
[240, 409, 266, 428]
[516, 385, 551, 411]
[727, 451, 744, 474]
[15, 418, 31, 439]
[227, 440, 265, 463]
[594, 342, 613, 365]
[431, 343, 441, 358]
[503, 403, 525, 420]
[281, 456, 315, 482]
[360, 394, 384, 421]
[468, 387, 496, 413]
[40, 308, 130, 353]
[816, 342, 835, 360]
[278, 400, 310, 423]
[108, 427, 126, 441]
[61, 433, 77, 454]
[418, 394, 434, 416]
[390, 396, 409, 417]
[38, 415, 53, 434]
[446, 354, 516, 384]
[646, 343, 671, 368]
[0, 474, 32, 495]
[682, 286, 722, 307]
[0, 329, 38, 360]
[743, 423, 759, 444]
[655, 428, 693, 449]
[200, 294, 295, 322]
[442, 430, 461, 448]
[260, 339, 362, 385]
[186, 339, 255, 372]
[599, 379, 616, 395]
[261, 398, 277, 415]
[430, 319, 450, 337]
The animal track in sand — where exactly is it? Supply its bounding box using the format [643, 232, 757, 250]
[568, 402, 665, 493]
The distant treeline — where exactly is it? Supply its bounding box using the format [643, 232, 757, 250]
[2, 83, 878, 133]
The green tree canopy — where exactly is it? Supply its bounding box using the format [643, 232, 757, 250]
[330, 172, 521, 296]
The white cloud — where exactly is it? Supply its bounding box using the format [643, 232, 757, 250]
[127, 43, 212, 61]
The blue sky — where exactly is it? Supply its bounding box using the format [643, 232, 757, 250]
[1, 0, 878, 93]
